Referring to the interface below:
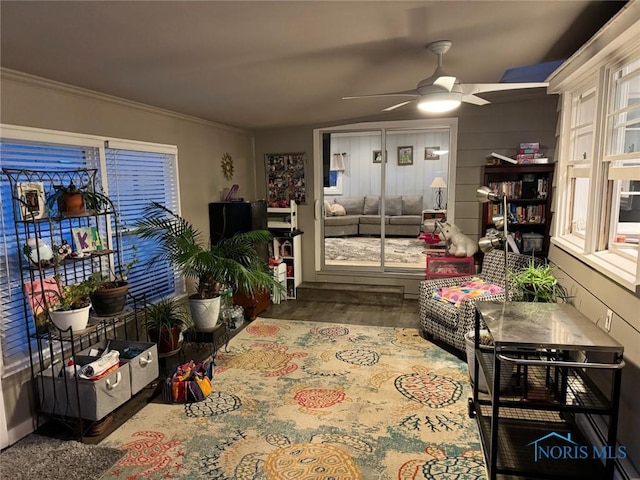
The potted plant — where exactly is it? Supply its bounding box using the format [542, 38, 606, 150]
[464, 329, 514, 393]
[509, 258, 569, 303]
[46, 181, 115, 215]
[134, 202, 283, 332]
[90, 248, 138, 317]
[48, 274, 103, 331]
[144, 297, 192, 355]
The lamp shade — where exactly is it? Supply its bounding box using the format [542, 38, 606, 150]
[417, 91, 462, 113]
[430, 177, 447, 189]
[330, 153, 345, 171]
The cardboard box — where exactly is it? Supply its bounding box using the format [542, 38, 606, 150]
[80, 339, 159, 395]
[38, 359, 131, 421]
[426, 253, 475, 279]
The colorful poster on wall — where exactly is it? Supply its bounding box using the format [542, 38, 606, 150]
[265, 152, 306, 207]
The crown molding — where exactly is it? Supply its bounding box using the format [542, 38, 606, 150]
[1, 68, 250, 136]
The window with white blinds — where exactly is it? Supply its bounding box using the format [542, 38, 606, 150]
[0, 129, 180, 373]
[104, 145, 180, 302]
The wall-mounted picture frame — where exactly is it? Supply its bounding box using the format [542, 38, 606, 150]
[372, 150, 387, 163]
[265, 152, 306, 206]
[397, 146, 413, 166]
[425, 146, 441, 160]
[17, 182, 46, 220]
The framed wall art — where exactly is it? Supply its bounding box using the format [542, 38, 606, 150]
[17, 182, 46, 220]
[397, 146, 413, 166]
[372, 150, 387, 163]
[425, 146, 441, 160]
[265, 152, 307, 207]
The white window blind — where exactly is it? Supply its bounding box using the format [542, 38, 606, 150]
[0, 141, 100, 368]
[104, 146, 181, 302]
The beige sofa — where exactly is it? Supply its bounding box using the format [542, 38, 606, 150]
[324, 195, 424, 237]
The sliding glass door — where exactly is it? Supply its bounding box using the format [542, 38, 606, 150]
[317, 119, 456, 273]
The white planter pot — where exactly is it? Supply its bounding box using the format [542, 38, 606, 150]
[465, 330, 514, 394]
[49, 304, 91, 332]
[189, 296, 221, 332]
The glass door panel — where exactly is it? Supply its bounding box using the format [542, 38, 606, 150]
[322, 130, 383, 269]
[383, 128, 451, 269]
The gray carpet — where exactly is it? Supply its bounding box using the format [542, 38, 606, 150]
[0, 434, 123, 480]
[324, 236, 426, 263]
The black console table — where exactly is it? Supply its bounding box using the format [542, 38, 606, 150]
[469, 301, 624, 480]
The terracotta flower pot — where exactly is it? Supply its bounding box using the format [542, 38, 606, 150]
[63, 192, 85, 214]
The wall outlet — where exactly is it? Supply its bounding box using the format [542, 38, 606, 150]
[604, 309, 613, 332]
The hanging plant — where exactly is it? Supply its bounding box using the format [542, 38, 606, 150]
[221, 152, 234, 180]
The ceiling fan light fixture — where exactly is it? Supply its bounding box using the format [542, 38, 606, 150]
[417, 91, 462, 113]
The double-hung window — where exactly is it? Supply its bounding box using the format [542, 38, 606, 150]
[0, 126, 181, 375]
[604, 58, 640, 263]
[552, 51, 640, 291]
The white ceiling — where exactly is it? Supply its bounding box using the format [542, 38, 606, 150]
[0, 1, 626, 131]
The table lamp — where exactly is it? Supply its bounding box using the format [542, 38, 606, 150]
[430, 176, 447, 210]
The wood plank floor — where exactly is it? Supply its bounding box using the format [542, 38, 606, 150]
[262, 298, 419, 329]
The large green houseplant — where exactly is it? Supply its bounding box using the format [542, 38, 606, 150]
[135, 202, 282, 331]
[509, 258, 569, 303]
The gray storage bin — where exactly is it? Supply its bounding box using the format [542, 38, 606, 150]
[80, 339, 159, 395]
[38, 359, 131, 421]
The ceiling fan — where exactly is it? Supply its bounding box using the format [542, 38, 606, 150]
[343, 40, 548, 113]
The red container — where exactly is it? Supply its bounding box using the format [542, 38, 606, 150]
[425, 252, 475, 279]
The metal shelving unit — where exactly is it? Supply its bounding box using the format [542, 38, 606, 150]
[469, 301, 625, 480]
[2, 168, 148, 440]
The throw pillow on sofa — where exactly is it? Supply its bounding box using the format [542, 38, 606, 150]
[402, 195, 423, 215]
[333, 196, 364, 215]
[363, 195, 379, 215]
[384, 195, 402, 216]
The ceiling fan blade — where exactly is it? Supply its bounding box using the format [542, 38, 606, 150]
[342, 89, 419, 100]
[461, 82, 548, 95]
[383, 100, 415, 112]
[462, 94, 490, 106]
[433, 76, 457, 92]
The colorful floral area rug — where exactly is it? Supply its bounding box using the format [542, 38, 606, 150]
[100, 318, 486, 479]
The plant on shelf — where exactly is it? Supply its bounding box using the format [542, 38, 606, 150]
[90, 246, 138, 317]
[144, 297, 192, 355]
[47, 274, 103, 331]
[46, 181, 115, 215]
[509, 258, 570, 303]
[134, 202, 283, 332]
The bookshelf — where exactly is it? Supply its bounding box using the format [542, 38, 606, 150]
[481, 164, 555, 258]
[267, 201, 302, 299]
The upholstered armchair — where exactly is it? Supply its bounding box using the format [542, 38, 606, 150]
[418, 249, 539, 352]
